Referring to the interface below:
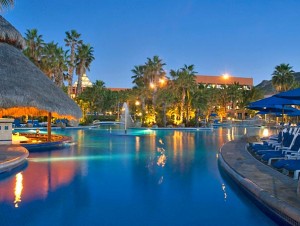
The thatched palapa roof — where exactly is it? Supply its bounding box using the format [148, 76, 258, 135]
[0, 15, 25, 49]
[0, 16, 82, 119]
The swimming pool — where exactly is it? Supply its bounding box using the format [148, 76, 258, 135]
[0, 126, 277, 225]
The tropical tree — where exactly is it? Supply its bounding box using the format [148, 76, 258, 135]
[0, 0, 14, 11]
[238, 87, 263, 119]
[144, 56, 166, 109]
[156, 80, 176, 127]
[65, 30, 82, 97]
[191, 87, 210, 127]
[131, 56, 166, 124]
[40, 42, 68, 87]
[170, 64, 197, 124]
[131, 65, 145, 87]
[23, 29, 45, 66]
[271, 63, 295, 92]
[227, 82, 242, 118]
[75, 43, 94, 97]
[78, 80, 106, 114]
[199, 85, 219, 122]
[131, 65, 147, 114]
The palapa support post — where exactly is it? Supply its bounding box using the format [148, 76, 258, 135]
[47, 112, 52, 142]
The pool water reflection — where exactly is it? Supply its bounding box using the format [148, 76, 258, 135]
[0, 126, 277, 226]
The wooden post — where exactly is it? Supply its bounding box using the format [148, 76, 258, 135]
[47, 112, 52, 142]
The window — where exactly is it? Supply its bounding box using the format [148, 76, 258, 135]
[5, 126, 8, 130]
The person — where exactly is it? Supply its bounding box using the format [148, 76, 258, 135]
[36, 129, 40, 137]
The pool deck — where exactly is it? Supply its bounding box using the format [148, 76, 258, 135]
[0, 145, 29, 173]
[219, 138, 300, 225]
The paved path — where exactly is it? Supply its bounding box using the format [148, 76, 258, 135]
[220, 138, 300, 225]
[0, 145, 29, 173]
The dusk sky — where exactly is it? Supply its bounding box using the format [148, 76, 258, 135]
[2, 0, 300, 87]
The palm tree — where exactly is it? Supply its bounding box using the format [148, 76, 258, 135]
[239, 87, 263, 119]
[272, 63, 295, 92]
[132, 56, 166, 123]
[23, 29, 45, 66]
[131, 65, 147, 118]
[0, 0, 14, 11]
[144, 56, 166, 108]
[228, 82, 242, 118]
[65, 30, 82, 97]
[131, 65, 145, 88]
[192, 88, 209, 127]
[170, 64, 197, 124]
[40, 42, 68, 88]
[156, 80, 175, 127]
[75, 43, 94, 97]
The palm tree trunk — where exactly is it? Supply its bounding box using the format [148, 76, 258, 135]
[196, 108, 200, 127]
[163, 102, 167, 127]
[180, 90, 186, 124]
[76, 65, 84, 96]
[67, 67, 74, 97]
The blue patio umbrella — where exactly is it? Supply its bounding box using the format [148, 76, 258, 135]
[247, 96, 300, 109]
[257, 107, 300, 115]
[275, 88, 300, 100]
[248, 95, 300, 122]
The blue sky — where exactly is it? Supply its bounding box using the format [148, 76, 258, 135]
[2, 0, 300, 87]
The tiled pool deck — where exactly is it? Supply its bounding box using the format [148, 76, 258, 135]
[219, 138, 300, 225]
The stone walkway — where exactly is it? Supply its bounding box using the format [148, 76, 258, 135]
[220, 138, 300, 225]
[0, 145, 29, 173]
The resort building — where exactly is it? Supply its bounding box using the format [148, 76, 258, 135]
[71, 74, 129, 98]
[71, 73, 93, 98]
[195, 74, 253, 90]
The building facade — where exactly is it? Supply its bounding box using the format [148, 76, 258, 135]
[71, 74, 93, 98]
[195, 74, 253, 90]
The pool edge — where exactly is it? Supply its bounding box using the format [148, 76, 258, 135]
[219, 140, 300, 225]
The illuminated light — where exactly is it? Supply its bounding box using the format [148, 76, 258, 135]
[263, 128, 269, 137]
[157, 154, 167, 167]
[159, 78, 165, 85]
[14, 173, 23, 208]
[227, 129, 231, 141]
[222, 183, 227, 201]
[150, 82, 155, 89]
[216, 153, 219, 159]
[28, 154, 133, 163]
[135, 137, 140, 151]
[135, 100, 140, 106]
[12, 134, 29, 144]
[222, 73, 230, 79]
[158, 138, 164, 145]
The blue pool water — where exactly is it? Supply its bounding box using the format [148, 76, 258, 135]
[0, 126, 277, 226]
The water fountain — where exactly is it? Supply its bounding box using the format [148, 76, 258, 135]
[120, 102, 134, 134]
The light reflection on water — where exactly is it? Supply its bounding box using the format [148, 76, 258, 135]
[14, 173, 23, 208]
[0, 126, 277, 226]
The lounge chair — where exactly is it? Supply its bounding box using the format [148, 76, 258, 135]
[12, 118, 21, 128]
[281, 160, 300, 180]
[254, 129, 296, 155]
[249, 128, 290, 151]
[261, 134, 300, 165]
